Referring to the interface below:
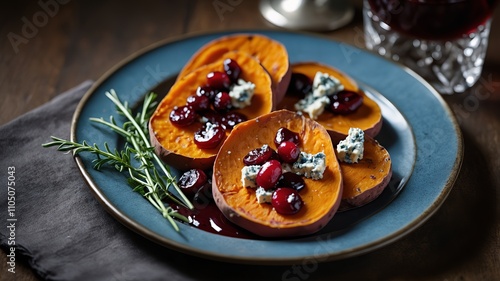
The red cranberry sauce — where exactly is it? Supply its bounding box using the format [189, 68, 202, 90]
[171, 200, 258, 239]
[169, 58, 249, 149]
[171, 169, 257, 239]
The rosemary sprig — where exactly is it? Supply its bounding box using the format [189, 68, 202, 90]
[43, 90, 193, 232]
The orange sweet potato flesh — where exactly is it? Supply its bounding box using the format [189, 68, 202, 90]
[277, 62, 383, 139]
[212, 110, 343, 237]
[149, 51, 273, 171]
[178, 33, 291, 106]
[338, 136, 392, 211]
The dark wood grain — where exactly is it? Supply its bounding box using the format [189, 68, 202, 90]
[1, 1, 499, 280]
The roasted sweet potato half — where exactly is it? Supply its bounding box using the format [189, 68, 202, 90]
[178, 33, 291, 106]
[212, 110, 343, 237]
[338, 136, 392, 211]
[277, 62, 383, 139]
[149, 51, 273, 170]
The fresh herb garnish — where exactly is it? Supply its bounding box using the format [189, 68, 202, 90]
[43, 89, 194, 232]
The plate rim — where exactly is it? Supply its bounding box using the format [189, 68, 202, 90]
[70, 29, 463, 265]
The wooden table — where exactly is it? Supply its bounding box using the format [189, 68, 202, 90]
[2, 1, 499, 280]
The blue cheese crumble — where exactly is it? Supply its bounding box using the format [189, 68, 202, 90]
[241, 165, 261, 188]
[312, 71, 344, 98]
[283, 151, 327, 180]
[294, 95, 330, 120]
[294, 71, 344, 119]
[255, 187, 273, 204]
[336, 128, 364, 163]
[229, 79, 255, 108]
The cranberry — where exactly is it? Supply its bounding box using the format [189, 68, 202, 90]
[223, 58, 242, 82]
[287, 73, 312, 98]
[221, 111, 247, 130]
[277, 141, 300, 163]
[186, 94, 210, 112]
[277, 172, 305, 192]
[200, 110, 224, 126]
[169, 105, 196, 127]
[327, 90, 364, 115]
[274, 127, 300, 147]
[193, 182, 213, 208]
[194, 122, 225, 149]
[256, 160, 282, 190]
[243, 145, 276, 166]
[196, 86, 217, 100]
[206, 71, 231, 90]
[213, 92, 232, 112]
[272, 187, 303, 215]
[178, 168, 208, 196]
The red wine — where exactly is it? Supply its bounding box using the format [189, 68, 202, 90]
[367, 0, 497, 40]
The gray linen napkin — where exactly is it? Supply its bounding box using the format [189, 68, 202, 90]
[0, 81, 291, 281]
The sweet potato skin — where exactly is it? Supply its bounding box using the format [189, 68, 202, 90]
[178, 33, 291, 107]
[212, 110, 343, 237]
[337, 136, 392, 211]
[149, 125, 216, 171]
[149, 51, 273, 171]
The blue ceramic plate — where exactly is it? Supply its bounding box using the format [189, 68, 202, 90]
[72, 30, 462, 264]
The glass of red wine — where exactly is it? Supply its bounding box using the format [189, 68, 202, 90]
[363, 0, 498, 94]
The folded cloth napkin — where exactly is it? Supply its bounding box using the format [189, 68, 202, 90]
[0, 81, 295, 281]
